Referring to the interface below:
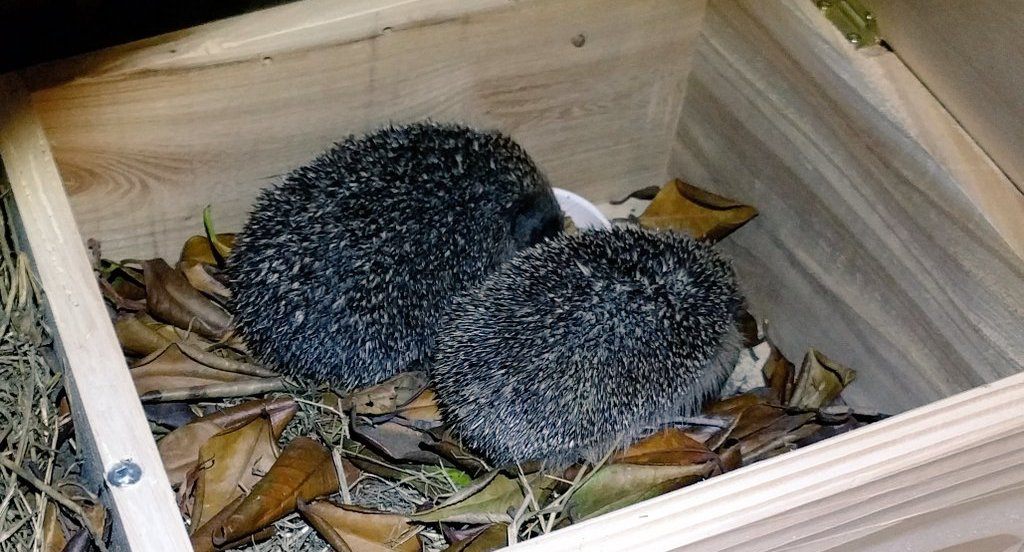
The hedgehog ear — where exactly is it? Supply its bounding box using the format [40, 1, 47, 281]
[510, 189, 564, 248]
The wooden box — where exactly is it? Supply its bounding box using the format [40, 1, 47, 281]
[1, 1, 1022, 550]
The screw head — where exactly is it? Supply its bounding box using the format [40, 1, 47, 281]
[846, 32, 862, 45]
[106, 460, 142, 487]
[570, 34, 586, 48]
[864, 12, 875, 21]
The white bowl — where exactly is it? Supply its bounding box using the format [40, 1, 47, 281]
[553, 187, 611, 230]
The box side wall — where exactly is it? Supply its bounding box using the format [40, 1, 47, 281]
[666, 0, 1024, 412]
[0, 75, 191, 551]
[869, 0, 1024, 201]
[26, 0, 708, 262]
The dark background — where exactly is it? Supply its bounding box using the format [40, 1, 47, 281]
[0, 0, 295, 72]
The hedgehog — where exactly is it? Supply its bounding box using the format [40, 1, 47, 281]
[432, 226, 743, 466]
[227, 121, 564, 389]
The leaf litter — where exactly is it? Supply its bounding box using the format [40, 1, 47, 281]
[81, 188, 889, 551]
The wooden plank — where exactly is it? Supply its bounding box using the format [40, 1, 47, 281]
[507, 370, 1024, 552]
[0, 74, 191, 551]
[869, 0, 1024, 200]
[667, 0, 1024, 412]
[24, 0, 707, 261]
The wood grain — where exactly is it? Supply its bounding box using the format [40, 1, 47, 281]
[507, 370, 1024, 551]
[25, 0, 707, 261]
[869, 0, 1024, 198]
[667, 0, 1024, 412]
[0, 75, 191, 550]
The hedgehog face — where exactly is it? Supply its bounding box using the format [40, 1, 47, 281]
[509, 188, 565, 249]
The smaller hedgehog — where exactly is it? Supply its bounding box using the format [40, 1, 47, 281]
[432, 227, 742, 466]
[227, 122, 564, 390]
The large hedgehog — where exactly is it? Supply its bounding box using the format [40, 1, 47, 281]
[432, 227, 742, 466]
[227, 122, 564, 389]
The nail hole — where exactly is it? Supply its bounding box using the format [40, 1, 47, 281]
[571, 34, 586, 48]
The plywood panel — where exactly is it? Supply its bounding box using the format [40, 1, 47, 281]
[870, 0, 1024, 197]
[667, 0, 1024, 412]
[25, 0, 707, 261]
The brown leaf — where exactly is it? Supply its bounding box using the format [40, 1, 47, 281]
[446, 523, 508, 552]
[762, 342, 796, 404]
[611, 429, 718, 467]
[639, 179, 758, 241]
[788, 349, 857, 409]
[739, 413, 817, 464]
[423, 430, 489, 478]
[138, 378, 286, 402]
[180, 234, 236, 267]
[114, 314, 173, 357]
[158, 397, 297, 489]
[143, 258, 232, 339]
[179, 261, 232, 300]
[341, 372, 430, 415]
[298, 501, 421, 552]
[395, 388, 442, 426]
[191, 417, 281, 531]
[566, 462, 714, 522]
[411, 471, 522, 524]
[215, 437, 340, 545]
[190, 495, 243, 552]
[42, 502, 66, 552]
[130, 343, 257, 396]
[351, 419, 445, 464]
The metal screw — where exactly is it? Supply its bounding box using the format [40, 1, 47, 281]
[846, 32, 862, 45]
[571, 34, 586, 48]
[107, 460, 142, 487]
[864, 12, 875, 21]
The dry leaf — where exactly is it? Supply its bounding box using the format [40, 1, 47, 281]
[191, 416, 280, 530]
[395, 388, 442, 426]
[611, 428, 718, 467]
[130, 343, 256, 396]
[423, 430, 490, 478]
[114, 314, 173, 357]
[179, 261, 232, 300]
[143, 258, 232, 339]
[190, 495, 244, 552]
[340, 372, 430, 415]
[158, 397, 297, 489]
[411, 471, 523, 524]
[298, 501, 421, 552]
[762, 342, 796, 404]
[566, 462, 715, 522]
[180, 234, 236, 267]
[788, 349, 857, 409]
[446, 523, 508, 552]
[138, 377, 286, 402]
[351, 419, 445, 464]
[42, 502, 66, 552]
[639, 179, 757, 241]
[215, 437, 340, 545]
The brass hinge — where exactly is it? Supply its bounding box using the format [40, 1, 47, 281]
[814, 0, 879, 48]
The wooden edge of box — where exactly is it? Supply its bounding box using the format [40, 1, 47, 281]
[20, 0, 514, 88]
[506, 369, 1024, 551]
[0, 74, 191, 551]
